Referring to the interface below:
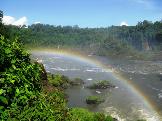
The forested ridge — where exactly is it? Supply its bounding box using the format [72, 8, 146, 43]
[2, 18, 162, 59]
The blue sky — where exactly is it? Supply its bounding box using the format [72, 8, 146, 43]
[1, 0, 162, 27]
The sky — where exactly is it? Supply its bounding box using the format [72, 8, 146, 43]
[0, 0, 162, 27]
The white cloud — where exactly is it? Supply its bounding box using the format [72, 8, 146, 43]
[13, 17, 27, 26]
[2, 16, 28, 26]
[120, 21, 129, 26]
[34, 21, 41, 24]
[2, 16, 15, 25]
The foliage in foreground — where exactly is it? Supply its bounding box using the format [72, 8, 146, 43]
[1, 91, 67, 120]
[0, 35, 42, 115]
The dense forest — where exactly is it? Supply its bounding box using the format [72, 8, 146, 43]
[1, 15, 162, 58]
[22, 20, 162, 51]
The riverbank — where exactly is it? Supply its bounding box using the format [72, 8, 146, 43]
[27, 46, 162, 62]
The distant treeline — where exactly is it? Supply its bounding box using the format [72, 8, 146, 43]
[1, 14, 162, 57]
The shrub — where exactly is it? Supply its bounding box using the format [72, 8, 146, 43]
[66, 108, 113, 121]
[1, 91, 67, 120]
[69, 78, 84, 85]
[94, 113, 114, 121]
[48, 73, 69, 88]
[0, 36, 42, 118]
[87, 80, 115, 89]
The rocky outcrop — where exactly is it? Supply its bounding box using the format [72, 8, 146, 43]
[69, 78, 84, 86]
[86, 96, 105, 104]
[87, 80, 115, 89]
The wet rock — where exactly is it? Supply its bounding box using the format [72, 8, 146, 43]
[69, 78, 84, 86]
[87, 80, 115, 89]
[86, 96, 105, 104]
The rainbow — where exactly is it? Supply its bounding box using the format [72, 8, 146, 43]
[31, 48, 162, 121]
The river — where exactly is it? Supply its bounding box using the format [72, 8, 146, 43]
[31, 51, 162, 121]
